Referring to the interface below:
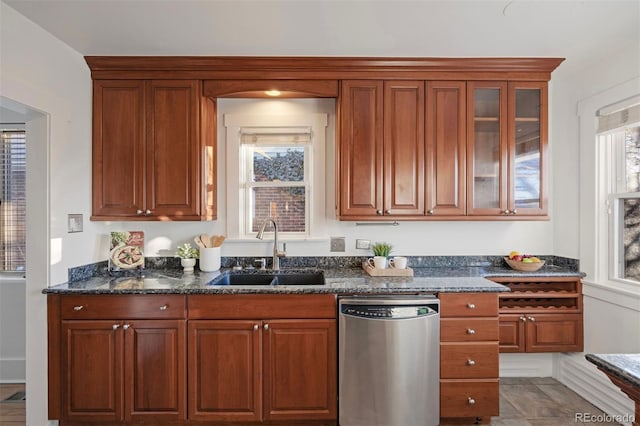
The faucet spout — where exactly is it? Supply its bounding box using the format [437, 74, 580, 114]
[256, 217, 286, 270]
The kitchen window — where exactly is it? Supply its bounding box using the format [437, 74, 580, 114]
[598, 102, 640, 285]
[0, 129, 26, 272]
[240, 129, 311, 235]
[224, 111, 328, 240]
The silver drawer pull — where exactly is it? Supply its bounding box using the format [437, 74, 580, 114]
[468, 397, 476, 405]
[73, 305, 84, 311]
[520, 316, 527, 322]
[467, 359, 476, 366]
[466, 328, 476, 335]
[527, 316, 536, 322]
[467, 303, 475, 309]
[263, 324, 269, 331]
[123, 324, 131, 330]
[112, 324, 120, 330]
[253, 324, 259, 331]
[159, 305, 168, 311]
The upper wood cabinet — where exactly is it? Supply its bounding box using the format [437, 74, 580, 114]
[467, 81, 548, 218]
[92, 79, 216, 221]
[339, 80, 426, 219]
[426, 81, 467, 216]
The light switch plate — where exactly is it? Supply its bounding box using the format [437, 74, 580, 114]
[68, 214, 83, 233]
[356, 239, 371, 250]
[330, 237, 346, 252]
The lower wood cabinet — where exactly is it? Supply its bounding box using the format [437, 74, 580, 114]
[491, 276, 584, 353]
[54, 298, 187, 424]
[188, 319, 337, 423]
[439, 292, 500, 421]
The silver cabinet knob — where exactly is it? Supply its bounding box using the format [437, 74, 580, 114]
[527, 316, 536, 322]
[467, 303, 475, 309]
[253, 324, 259, 331]
[427, 209, 434, 215]
[467, 359, 476, 366]
[263, 324, 269, 330]
[376, 210, 383, 215]
[136, 209, 144, 215]
[112, 324, 120, 330]
[466, 328, 476, 335]
[468, 397, 476, 405]
[385, 209, 391, 214]
[73, 305, 84, 311]
[520, 316, 527, 322]
[145, 209, 152, 215]
[159, 305, 168, 311]
[123, 324, 131, 330]
[511, 209, 518, 214]
[503, 209, 510, 215]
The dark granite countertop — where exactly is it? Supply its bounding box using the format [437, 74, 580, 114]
[586, 353, 640, 389]
[42, 262, 582, 295]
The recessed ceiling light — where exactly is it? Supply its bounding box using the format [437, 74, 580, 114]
[265, 90, 281, 97]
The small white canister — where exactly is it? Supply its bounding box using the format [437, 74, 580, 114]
[199, 247, 221, 272]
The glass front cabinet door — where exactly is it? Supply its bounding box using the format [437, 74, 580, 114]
[467, 81, 547, 218]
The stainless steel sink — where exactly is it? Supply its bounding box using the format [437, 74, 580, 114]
[210, 271, 325, 286]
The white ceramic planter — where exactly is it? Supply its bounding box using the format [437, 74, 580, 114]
[181, 258, 196, 273]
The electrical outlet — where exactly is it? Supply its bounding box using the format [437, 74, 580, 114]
[330, 237, 346, 252]
[356, 239, 371, 250]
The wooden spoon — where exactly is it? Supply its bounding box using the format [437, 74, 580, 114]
[211, 235, 226, 247]
[193, 236, 206, 249]
[199, 234, 211, 248]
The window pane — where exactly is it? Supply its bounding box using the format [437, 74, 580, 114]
[625, 125, 640, 192]
[251, 187, 306, 233]
[622, 198, 640, 282]
[252, 147, 304, 182]
[0, 130, 26, 272]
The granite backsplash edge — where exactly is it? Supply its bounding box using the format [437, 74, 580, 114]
[67, 255, 580, 283]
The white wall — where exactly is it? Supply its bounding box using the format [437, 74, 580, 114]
[0, 279, 25, 383]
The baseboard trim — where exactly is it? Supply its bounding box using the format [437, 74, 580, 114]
[0, 358, 25, 383]
[499, 353, 554, 377]
[555, 353, 635, 425]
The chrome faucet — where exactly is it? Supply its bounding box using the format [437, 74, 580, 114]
[256, 217, 286, 270]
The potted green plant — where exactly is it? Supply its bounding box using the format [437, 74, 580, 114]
[176, 243, 199, 273]
[370, 242, 393, 269]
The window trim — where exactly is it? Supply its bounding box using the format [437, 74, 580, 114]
[224, 113, 328, 241]
[578, 76, 640, 298]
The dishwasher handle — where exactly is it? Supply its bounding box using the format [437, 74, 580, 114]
[340, 303, 439, 319]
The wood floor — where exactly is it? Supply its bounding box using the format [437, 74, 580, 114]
[0, 383, 25, 426]
[0, 378, 621, 425]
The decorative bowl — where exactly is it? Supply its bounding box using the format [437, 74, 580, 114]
[504, 256, 545, 272]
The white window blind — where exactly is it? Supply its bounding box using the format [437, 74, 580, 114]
[1, 130, 26, 272]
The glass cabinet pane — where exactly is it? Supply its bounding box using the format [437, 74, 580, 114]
[472, 88, 501, 209]
[513, 88, 541, 208]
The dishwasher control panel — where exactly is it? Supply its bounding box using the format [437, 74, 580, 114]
[341, 304, 438, 319]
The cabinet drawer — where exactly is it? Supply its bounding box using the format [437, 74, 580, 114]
[60, 295, 186, 319]
[440, 379, 499, 417]
[439, 293, 498, 317]
[440, 343, 499, 379]
[188, 294, 337, 319]
[441, 318, 499, 341]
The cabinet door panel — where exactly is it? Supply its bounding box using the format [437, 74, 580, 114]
[92, 80, 145, 218]
[426, 81, 466, 215]
[499, 315, 526, 353]
[62, 320, 122, 423]
[125, 320, 186, 421]
[339, 80, 383, 216]
[263, 319, 337, 421]
[508, 82, 547, 215]
[383, 81, 425, 215]
[467, 81, 508, 216]
[526, 314, 583, 352]
[146, 80, 201, 218]
[188, 320, 262, 422]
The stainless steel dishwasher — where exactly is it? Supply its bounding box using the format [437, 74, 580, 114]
[339, 296, 440, 426]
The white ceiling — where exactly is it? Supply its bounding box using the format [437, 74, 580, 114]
[3, 0, 640, 73]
